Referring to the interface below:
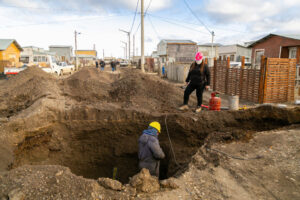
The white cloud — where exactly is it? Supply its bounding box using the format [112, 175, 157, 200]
[203, 0, 300, 34]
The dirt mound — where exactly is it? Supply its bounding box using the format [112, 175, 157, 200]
[109, 69, 185, 112]
[61, 68, 117, 103]
[0, 66, 58, 118]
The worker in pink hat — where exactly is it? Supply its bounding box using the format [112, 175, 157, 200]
[179, 52, 210, 113]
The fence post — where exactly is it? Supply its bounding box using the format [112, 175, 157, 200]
[258, 56, 266, 103]
[239, 56, 245, 99]
[225, 57, 230, 94]
[213, 57, 217, 91]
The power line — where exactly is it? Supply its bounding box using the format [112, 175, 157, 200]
[147, 15, 160, 39]
[149, 13, 250, 34]
[133, 0, 152, 35]
[183, 0, 212, 34]
[148, 13, 210, 35]
[130, 0, 140, 33]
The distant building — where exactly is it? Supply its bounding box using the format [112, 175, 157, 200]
[218, 44, 252, 63]
[75, 50, 97, 66]
[248, 33, 300, 68]
[0, 39, 23, 72]
[157, 39, 197, 63]
[21, 46, 56, 67]
[198, 43, 222, 66]
[49, 45, 73, 63]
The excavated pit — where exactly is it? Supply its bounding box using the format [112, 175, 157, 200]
[9, 106, 300, 183]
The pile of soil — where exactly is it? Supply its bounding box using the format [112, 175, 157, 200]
[0, 66, 58, 118]
[61, 68, 117, 103]
[109, 69, 187, 112]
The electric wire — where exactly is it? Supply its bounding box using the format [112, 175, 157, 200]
[148, 13, 250, 34]
[133, 0, 153, 35]
[183, 0, 212, 34]
[165, 115, 180, 166]
[130, 0, 140, 33]
[206, 147, 263, 160]
[147, 15, 161, 39]
[148, 13, 210, 35]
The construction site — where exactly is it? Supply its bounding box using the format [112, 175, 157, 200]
[0, 66, 299, 200]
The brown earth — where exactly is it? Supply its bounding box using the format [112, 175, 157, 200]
[0, 66, 299, 199]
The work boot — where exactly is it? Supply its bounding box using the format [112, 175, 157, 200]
[195, 106, 202, 113]
[179, 105, 189, 111]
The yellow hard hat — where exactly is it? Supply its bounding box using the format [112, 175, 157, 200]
[149, 121, 161, 133]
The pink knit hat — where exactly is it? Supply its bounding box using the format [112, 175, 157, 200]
[195, 52, 203, 61]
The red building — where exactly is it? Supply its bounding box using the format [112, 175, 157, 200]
[249, 34, 300, 68]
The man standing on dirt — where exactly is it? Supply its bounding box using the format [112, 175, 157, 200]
[110, 60, 116, 72]
[95, 60, 99, 68]
[100, 60, 105, 71]
[138, 122, 165, 178]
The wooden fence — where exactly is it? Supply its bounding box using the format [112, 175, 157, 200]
[210, 56, 296, 103]
[260, 58, 296, 103]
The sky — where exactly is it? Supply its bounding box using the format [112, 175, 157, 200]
[0, 0, 300, 58]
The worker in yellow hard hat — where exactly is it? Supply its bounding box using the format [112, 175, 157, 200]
[138, 121, 165, 177]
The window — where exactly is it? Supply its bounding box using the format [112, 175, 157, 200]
[289, 47, 297, 59]
[230, 55, 235, 61]
[33, 56, 38, 62]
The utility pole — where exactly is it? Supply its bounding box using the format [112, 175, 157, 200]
[211, 31, 215, 61]
[121, 41, 127, 60]
[133, 34, 135, 58]
[141, 0, 145, 72]
[119, 29, 130, 61]
[103, 49, 105, 59]
[74, 30, 81, 70]
[121, 46, 126, 59]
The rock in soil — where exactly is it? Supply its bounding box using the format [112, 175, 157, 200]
[129, 168, 160, 193]
[97, 178, 123, 191]
[160, 178, 179, 189]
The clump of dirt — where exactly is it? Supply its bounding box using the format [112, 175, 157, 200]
[0, 66, 58, 118]
[61, 68, 117, 103]
[109, 69, 185, 112]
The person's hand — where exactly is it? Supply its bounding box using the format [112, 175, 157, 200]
[205, 85, 210, 90]
[185, 82, 189, 86]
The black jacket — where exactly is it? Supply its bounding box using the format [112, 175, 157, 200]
[186, 62, 210, 86]
[100, 61, 105, 67]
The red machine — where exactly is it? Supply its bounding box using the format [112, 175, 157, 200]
[209, 92, 221, 111]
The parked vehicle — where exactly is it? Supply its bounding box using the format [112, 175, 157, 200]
[4, 65, 27, 75]
[41, 56, 75, 76]
[230, 61, 251, 68]
[58, 62, 75, 74]
[120, 61, 129, 67]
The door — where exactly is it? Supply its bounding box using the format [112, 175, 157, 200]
[255, 49, 264, 69]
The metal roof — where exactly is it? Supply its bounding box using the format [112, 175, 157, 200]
[249, 33, 300, 47]
[49, 45, 72, 48]
[198, 43, 223, 47]
[0, 39, 23, 51]
[161, 39, 196, 44]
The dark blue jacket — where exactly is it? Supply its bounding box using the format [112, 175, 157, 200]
[138, 127, 165, 177]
